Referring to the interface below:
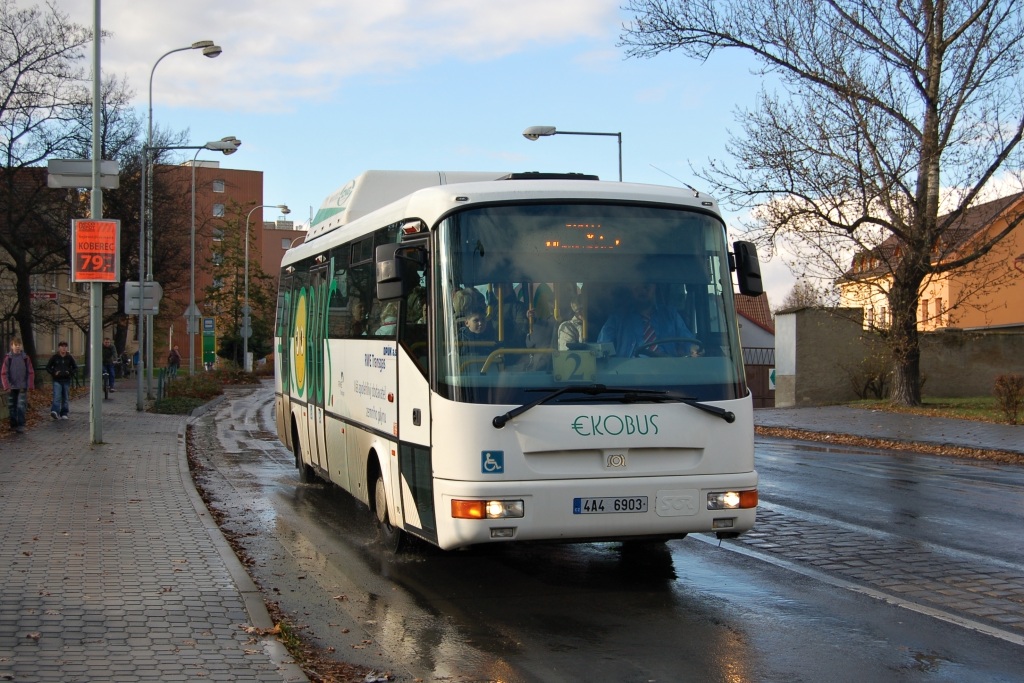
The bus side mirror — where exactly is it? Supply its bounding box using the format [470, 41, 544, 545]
[376, 243, 424, 300]
[732, 241, 763, 296]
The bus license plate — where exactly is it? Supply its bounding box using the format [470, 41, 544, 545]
[573, 496, 648, 514]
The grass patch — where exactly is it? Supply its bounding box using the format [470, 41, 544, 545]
[151, 368, 264, 415]
[851, 396, 1009, 423]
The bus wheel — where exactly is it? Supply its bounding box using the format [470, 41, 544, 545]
[293, 424, 316, 483]
[373, 472, 404, 552]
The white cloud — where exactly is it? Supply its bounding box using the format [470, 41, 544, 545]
[60, 0, 620, 110]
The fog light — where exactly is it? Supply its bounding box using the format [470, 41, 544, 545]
[707, 490, 757, 510]
[452, 499, 525, 519]
[490, 527, 516, 538]
[712, 518, 735, 529]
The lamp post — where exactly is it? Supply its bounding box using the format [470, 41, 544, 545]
[138, 40, 222, 410]
[522, 126, 623, 181]
[243, 204, 289, 371]
[190, 137, 242, 375]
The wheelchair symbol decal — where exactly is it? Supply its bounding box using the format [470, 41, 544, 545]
[481, 451, 504, 474]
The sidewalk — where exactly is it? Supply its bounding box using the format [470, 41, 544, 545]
[755, 405, 1024, 455]
[0, 383, 306, 682]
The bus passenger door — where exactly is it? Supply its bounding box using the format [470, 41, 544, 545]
[396, 273, 437, 541]
[307, 267, 329, 473]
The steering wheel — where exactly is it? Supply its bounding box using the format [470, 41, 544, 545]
[633, 337, 705, 358]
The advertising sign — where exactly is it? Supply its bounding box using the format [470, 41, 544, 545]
[71, 219, 120, 283]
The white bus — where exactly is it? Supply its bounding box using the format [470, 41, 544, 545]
[275, 170, 763, 550]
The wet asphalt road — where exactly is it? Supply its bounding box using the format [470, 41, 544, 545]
[189, 384, 1024, 683]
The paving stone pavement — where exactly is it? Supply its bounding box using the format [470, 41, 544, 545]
[0, 384, 306, 682]
[723, 506, 1024, 636]
[755, 405, 1024, 455]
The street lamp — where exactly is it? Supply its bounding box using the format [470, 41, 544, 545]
[522, 125, 623, 181]
[138, 40, 222, 410]
[190, 136, 242, 375]
[243, 204, 290, 371]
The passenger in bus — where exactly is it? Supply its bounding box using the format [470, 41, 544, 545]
[374, 302, 398, 336]
[349, 298, 369, 336]
[453, 287, 485, 319]
[457, 304, 496, 347]
[487, 282, 528, 347]
[557, 295, 585, 350]
[407, 285, 427, 324]
[597, 282, 695, 357]
[524, 290, 557, 370]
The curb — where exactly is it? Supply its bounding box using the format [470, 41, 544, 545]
[178, 415, 310, 683]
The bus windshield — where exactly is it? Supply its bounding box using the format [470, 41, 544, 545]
[434, 203, 748, 405]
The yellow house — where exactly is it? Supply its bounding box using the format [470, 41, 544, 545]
[839, 193, 1024, 331]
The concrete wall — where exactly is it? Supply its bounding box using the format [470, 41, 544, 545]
[921, 329, 1024, 396]
[774, 307, 1024, 406]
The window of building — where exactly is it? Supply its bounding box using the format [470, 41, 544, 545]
[936, 297, 944, 324]
[212, 228, 224, 242]
[281, 238, 293, 250]
[213, 203, 225, 218]
[212, 252, 224, 266]
[921, 299, 929, 322]
[212, 277, 224, 289]
[212, 179, 225, 193]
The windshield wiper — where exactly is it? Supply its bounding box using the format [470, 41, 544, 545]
[603, 388, 736, 423]
[492, 384, 611, 428]
[492, 385, 735, 428]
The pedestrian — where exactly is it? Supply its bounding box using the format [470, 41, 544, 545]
[1, 337, 35, 434]
[167, 344, 181, 378]
[102, 337, 117, 392]
[45, 341, 77, 420]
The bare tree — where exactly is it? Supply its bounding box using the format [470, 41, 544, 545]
[779, 279, 830, 312]
[0, 0, 90, 366]
[622, 0, 1024, 406]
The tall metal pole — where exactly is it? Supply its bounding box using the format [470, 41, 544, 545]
[136, 148, 146, 410]
[190, 149, 201, 375]
[142, 41, 221, 398]
[89, 0, 104, 441]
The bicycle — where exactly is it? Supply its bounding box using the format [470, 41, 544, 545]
[101, 371, 110, 400]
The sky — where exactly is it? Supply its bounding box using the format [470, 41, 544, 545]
[58, 0, 797, 310]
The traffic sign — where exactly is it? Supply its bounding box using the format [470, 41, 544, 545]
[47, 159, 120, 189]
[72, 219, 120, 283]
[184, 303, 202, 334]
[125, 280, 162, 315]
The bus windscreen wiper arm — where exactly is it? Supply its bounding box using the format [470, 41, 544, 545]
[637, 389, 735, 422]
[492, 385, 734, 428]
[492, 384, 610, 428]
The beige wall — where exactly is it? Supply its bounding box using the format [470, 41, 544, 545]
[775, 307, 1024, 406]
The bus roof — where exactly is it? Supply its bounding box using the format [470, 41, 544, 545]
[309, 170, 509, 238]
[288, 171, 719, 265]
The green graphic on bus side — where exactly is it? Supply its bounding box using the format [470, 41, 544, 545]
[310, 275, 326, 406]
[293, 287, 308, 398]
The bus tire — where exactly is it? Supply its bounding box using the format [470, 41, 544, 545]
[292, 420, 316, 484]
[372, 467, 404, 552]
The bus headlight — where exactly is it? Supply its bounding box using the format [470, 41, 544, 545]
[707, 490, 758, 510]
[451, 499, 525, 520]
